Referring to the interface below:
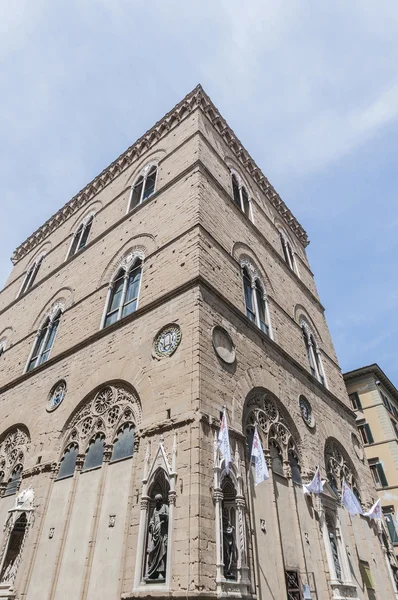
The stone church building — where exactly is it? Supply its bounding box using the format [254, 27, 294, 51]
[0, 85, 395, 600]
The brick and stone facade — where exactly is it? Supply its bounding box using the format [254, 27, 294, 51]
[0, 85, 395, 599]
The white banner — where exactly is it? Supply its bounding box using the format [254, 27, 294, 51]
[218, 408, 231, 472]
[342, 480, 363, 516]
[364, 498, 382, 520]
[303, 467, 323, 495]
[250, 425, 269, 485]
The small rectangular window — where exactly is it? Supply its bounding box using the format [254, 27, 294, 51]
[358, 423, 374, 445]
[384, 509, 398, 544]
[349, 392, 362, 410]
[391, 419, 398, 439]
[370, 463, 388, 488]
[285, 570, 302, 599]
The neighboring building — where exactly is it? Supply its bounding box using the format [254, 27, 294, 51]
[344, 364, 398, 555]
[0, 85, 395, 600]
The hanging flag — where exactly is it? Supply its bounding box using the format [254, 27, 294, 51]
[364, 498, 382, 520]
[342, 479, 363, 516]
[250, 425, 269, 485]
[218, 408, 232, 473]
[303, 467, 324, 495]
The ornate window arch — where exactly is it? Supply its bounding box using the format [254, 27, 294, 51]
[300, 318, 327, 387]
[230, 169, 253, 221]
[17, 253, 45, 298]
[101, 251, 144, 328]
[324, 438, 360, 500]
[56, 383, 141, 480]
[278, 228, 299, 276]
[127, 162, 158, 212]
[240, 258, 272, 338]
[66, 212, 95, 259]
[25, 303, 63, 372]
[244, 392, 301, 482]
[0, 428, 30, 498]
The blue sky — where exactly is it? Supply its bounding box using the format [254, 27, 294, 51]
[1, 1, 398, 384]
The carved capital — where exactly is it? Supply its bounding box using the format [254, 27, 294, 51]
[75, 454, 85, 472]
[140, 496, 150, 511]
[213, 489, 223, 503]
[168, 491, 177, 506]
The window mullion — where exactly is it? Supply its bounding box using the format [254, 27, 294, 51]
[264, 293, 272, 339]
[238, 185, 244, 212]
[37, 324, 51, 364]
[140, 174, 147, 205]
[117, 273, 129, 320]
[309, 342, 320, 381]
[251, 282, 261, 329]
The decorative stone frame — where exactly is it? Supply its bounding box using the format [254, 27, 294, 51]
[0, 429, 30, 498]
[324, 438, 360, 500]
[229, 169, 254, 223]
[0, 487, 35, 595]
[126, 162, 158, 214]
[213, 430, 250, 598]
[240, 257, 273, 340]
[134, 435, 177, 591]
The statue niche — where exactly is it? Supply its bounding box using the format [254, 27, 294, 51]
[222, 476, 238, 580]
[144, 469, 170, 582]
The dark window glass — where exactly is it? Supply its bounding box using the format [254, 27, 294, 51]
[289, 452, 302, 485]
[255, 281, 268, 335]
[0, 512, 27, 581]
[111, 424, 135, 462]
[285, 570, 301, 599]
[270, 444, 283, 476]
[78, 217, 93, 251]
[143, 167, 157, 201]
[83, 436, 105, 471]
[358, 423, 374, 445]
[392, 419, 398, 439]
[121, 263, 141, 318]
[69, 224, 83, 256]
[303, 329, 316, 377]
[243, 270, 255, 322]
[385, 512, 398, 544]
[131, 176, 144, 210]
[328, 525, 342, 580]
[280, 234, 290, 265]
[39, 314, 60, 365]
[349, 392, 362, 410]
[231, 175, 241, 208]
[57, 445, 78, 480]
[27, 318, 50, 372]
[105, 271, 125, 327]
[4, 465, 23, 497]
[241, 186, 250, 217]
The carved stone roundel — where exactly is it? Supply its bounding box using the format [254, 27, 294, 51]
[212, 326, 236, 364]
[299, 396, 314, 428]
[47, 381, 66, 412]
[154, 324, 182, 358]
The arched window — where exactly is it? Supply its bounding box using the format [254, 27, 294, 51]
[324, 438, 360, 500]
[301, 322, 326, 386]
[325, 512, 343, 581]
[279, 231, 299, 276]
[26, 309, 61, 372]
[56, 444, 78, 480]
[111, 424, 134, 462]
[241, 265, 271, 336]
[103, 258, 142, 328]
[18, 255, 44, 297]
[129, 164, 158, 211]
[230, 171, 252, 220]
[4, 465, 23, 497]
[67, 214, 94, 259]
[83, 434, 105, 471]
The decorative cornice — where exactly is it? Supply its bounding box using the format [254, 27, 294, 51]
[11, 84, 308, 264]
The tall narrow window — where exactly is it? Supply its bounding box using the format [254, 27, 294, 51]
[384, 509, 398, 544]
[26, 311, 61, 372]
[56, 444, 78, 480]
[111, 424, 135, 462]
[279, 231, 298, 275]
[349, 392, 362, 410]
[242, 265, 271, 336]
[83, 435, 105, 471]
[0, 512, 27, 584]
[129, 164, 158, 211]
[358, 423, 374, 445]
[18, 256, 44, 297]
[370, 462, 388, 488]
[4, 465, 23, 497]
[301, 323, 326, 386]
[391, 419, 398, 439]
[326, 513, 342, 581]
[68, 215, 94, 258]
[230, 171, 252, 220]
[103, 259, 142, 328]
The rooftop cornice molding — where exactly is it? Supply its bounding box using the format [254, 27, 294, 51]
[343, 363, 398, 404]
[11, 84, 308, 265]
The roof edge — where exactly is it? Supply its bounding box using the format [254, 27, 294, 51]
[11, 84, 308, 265]
[343, 363, 398, 403]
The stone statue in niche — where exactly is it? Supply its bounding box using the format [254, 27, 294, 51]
[146, 494, 169, 580]
[222, 512, 237, 579]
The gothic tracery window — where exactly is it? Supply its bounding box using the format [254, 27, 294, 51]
[18, 255, 44, 298]
[324, 438, 360, 500]
[230, 171, 252, 220]
[102, 255, 143, 328]
[300, 320, 326, 387]
[56, 384, 141, 480]
[129, 164, 158, 211]
[0, 428, 30, 498]
[279, 230, 298, 276]
[241, 261, 272, 337]
[67, 214, 94, 258]
[26, 308, 62, 372]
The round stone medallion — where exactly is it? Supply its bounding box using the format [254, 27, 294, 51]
[154, 324, 182, 358]
[299, 395, 314, 428]
[47, 381, 66, 412]
[212, 326, 236, 364]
